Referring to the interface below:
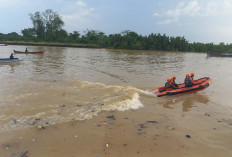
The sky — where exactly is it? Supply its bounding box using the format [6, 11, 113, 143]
[1, 0, 232, 44]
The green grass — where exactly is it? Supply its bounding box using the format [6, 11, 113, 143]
[4, 41, 101, 48]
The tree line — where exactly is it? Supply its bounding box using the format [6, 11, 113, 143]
[0, 9, 232, 53]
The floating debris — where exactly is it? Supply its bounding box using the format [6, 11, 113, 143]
[185, 135, 191, 138]
[139, 123, 147, 128]
[147, 121, 159, 124]
[20, 150, 28, 157]
[38, 126, 45, 129]
[38, 126, 42, 129]
[107, 115, 115, 120]
[59, 104, 66, 107]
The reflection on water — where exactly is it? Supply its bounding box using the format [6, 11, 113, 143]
[9, 64, 16, 73]
[107, 49, 185, 76]
[158, 93, 209, 112]
[30, 46, 66, 80]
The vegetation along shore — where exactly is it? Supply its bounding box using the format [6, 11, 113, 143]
[1, 9, 232, 52]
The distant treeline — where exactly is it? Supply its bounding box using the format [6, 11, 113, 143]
[0, 9, 231, 53]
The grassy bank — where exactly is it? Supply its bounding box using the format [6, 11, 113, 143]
[3, 41, 101, 49]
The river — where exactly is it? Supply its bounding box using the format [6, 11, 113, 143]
[1, 45, 232, 157]
[0, 45, 232, 132]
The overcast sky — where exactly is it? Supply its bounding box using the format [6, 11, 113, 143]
[1, 0, 232, 44]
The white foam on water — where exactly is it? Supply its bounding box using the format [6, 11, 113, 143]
[102, 93, 143, 111]
[0, 80, 155, 132]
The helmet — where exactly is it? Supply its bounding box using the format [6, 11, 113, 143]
[167, 78, 170, 81]
[191, 72, 194, 76]
[186, 73, 190, 77]
[172, 75, 176, 79]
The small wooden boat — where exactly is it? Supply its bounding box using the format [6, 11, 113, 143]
[153, 77, 212, 97]
[13, 50, 44, 54]
[0, 44, 7, 46]
[0, 58, 21, 63]
[207, 51, 232, 57]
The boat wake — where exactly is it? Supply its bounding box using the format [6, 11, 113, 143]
[0, 80, 155, 132]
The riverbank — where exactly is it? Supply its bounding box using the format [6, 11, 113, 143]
[1, 94, 232, 157]
[2, 41, 101, 49]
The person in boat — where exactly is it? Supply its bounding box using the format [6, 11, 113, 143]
[184, 73, 194, 87]
[190, 72, 195, 85]
[165, 78, 171, 89]
[190, 72, 195, 81]
[10, 53, 14, 59]
[25, 48, 28, 52]
[158, 78, 171, 93]
[170, 75, 179, 89]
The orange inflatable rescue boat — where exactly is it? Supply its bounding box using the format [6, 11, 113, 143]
[153, 77, 212, 97]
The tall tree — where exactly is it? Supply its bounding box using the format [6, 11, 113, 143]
[43, 9, 64, 41]
[29, 9, 64, 41]
[29, 11, 45, 40]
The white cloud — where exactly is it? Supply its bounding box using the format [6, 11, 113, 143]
[61, 0, 98, 32]
[153, 12, 160, 17]
[158, 18, 178, 25]
[63, 8, 95, 20]
[75, 0, 87, 7]
[154, 0, 232, 24]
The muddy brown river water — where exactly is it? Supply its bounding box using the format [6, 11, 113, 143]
[0, 45, 232, 157]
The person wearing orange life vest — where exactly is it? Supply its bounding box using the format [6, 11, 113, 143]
[190, 72, 195, 80]
[170, 75, 179, 89]
[190, 72, 195, 85]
